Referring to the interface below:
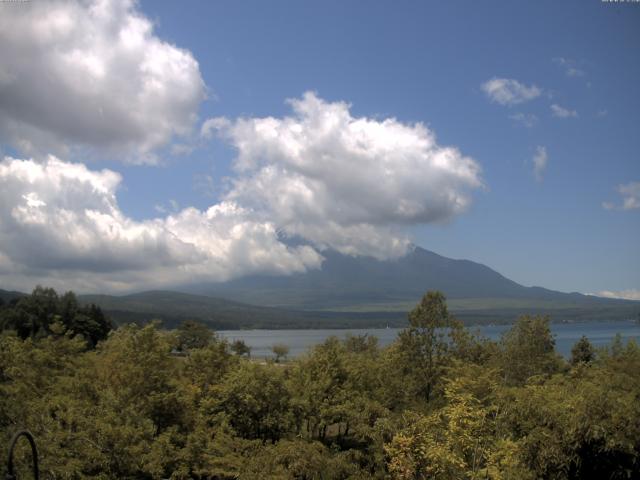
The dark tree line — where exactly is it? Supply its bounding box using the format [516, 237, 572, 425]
[0, 286, 112, 347]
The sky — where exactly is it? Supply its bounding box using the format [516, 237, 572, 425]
[0, 0, 638, 298]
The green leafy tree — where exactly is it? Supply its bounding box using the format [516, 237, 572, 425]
[0, 286, 58, 339]
[289, 337, 351, 441]
[231, 338, 251, 357]
[396, 291, 454, 403]
[498, 315, 563, 386]
[58, 290, 79, 328]
[182, 338, 236, 397]
[70, 303, 112, 347]
[344, 333, 379, 354]
[497, 361, 640, 479]
[0, 287, 111, 346]
[216, 362, 293, 442]
[385, 365, 532, 480]
[272, 342, 290, 362]
[570, 335, 595, 366]
[241, 439, 358, 479]
[94, 322, 186, 432]
[176, 319, 213, 351]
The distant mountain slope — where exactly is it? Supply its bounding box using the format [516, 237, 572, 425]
[4, 245, 638, 329]
[79, 289, 638, 329]
[0, 288, 26, 304]
[77, 291, 406, 329]
[184, 246, 626, 310]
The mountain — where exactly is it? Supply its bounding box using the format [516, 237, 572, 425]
[3, 247, 638, 328]
[3, 287, 393, 330]
[179, 246, 639, 324]
[0, 288, 26, 304]
[77, 291, 407, 329]
[184, 246, 616, 307]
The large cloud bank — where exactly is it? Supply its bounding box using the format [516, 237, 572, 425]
[206, 92, 483, 260]
[0, 0, 483, 292]
[0, 156, 321, 292]
[0, 93, 482, 291]
[0, 0, 205, 161]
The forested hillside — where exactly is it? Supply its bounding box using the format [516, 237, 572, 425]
[190, 247, 636, 307]
[185, 247, 640, 323]
[1, 291, 639, 479]
[5, 284, 638, 330]
[76, 290, 408, 329]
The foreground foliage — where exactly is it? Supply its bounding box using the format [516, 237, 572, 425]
[1, 290, 639, 479]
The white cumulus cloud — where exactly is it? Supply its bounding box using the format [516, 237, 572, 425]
[603, 182, 640, 211]
[509, 112, 538, 128]
[481, 78, 541, 106]
[206, 92, 483, 259]
[553, 57, 585, 77]
[618, 182, 640, 210]
[551, 104, 578, 118]
[0, 92, 484, 291]
[532, 146, 548, 182]
[0, 0, 206, 162]
[0, 156, 322, 292]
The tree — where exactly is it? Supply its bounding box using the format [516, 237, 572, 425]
[344, 333, 378, 354]
[289, 337, 350, 441]
[216, 362, 293, 442]
[183, 338, 235, 395]
[230, 339, 251, 357]
[3, 286, 59, 339]
[0, 287, 111, 346]
[70, 303, 112, 347]
[385, 365, 534, 480]
[58, 291, 79, 329]
[176, 319, 213, 352]
[272, 343, 290, 362]
[93, 322, 186, 433]
[386, 400, 495, 479]
[396, 291, 453, 403]
[497, 363, 640, 479]
[499, 315, 563, 386]
[0, 306, 31, 339]
[241, 439, 357, 479]
[570, 335, 595, 366]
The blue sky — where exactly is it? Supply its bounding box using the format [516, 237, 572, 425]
[0, 0, 638, 296]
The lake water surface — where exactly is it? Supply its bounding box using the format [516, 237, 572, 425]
[218, 320, 640, 359]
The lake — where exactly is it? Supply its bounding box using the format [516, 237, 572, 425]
[218, 320, 640, 359]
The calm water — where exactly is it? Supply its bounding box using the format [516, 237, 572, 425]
[218, 320, 640, 359]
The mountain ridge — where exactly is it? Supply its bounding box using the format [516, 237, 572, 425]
[2, 246, 638, 328]
[182, 246, 627, 309]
